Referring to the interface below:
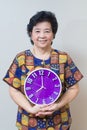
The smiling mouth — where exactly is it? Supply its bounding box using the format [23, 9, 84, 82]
[38, 40, 47, 43]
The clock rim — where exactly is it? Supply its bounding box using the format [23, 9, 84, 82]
[24, 68, 62, 105]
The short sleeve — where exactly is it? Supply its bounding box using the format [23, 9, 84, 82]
[3, 56, 21, 90]
[64, 54, 83, 88]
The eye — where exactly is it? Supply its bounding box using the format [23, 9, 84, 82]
[35, 30, 40, 33]
[45, 30, 50, 33]
[44, 30, 52, 33]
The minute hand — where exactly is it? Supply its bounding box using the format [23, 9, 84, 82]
[36, 76, 46, 93]
[41, 75, 46, 89]
[36, 76, 44, 93]
[41, 75, 44, 87]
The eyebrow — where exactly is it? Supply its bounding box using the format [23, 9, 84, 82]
[33, 28, 52, 31]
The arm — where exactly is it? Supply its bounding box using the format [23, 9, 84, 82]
[9, 87, 42, 114]
[56, 83, 79, 109]
[36, 83, 79, 116]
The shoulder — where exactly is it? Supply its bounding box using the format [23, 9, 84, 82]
[15, 49, 32, 58]
[53, 49, 69, 56]
[14, 49, 33, 66]
[53, 49, 70, 63]
[52, 49, 67, 54]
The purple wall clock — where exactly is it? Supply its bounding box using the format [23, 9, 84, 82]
[24, 68, 62, 105]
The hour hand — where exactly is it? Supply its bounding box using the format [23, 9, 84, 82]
[36, 87, 43, 92]
[36, 85, 46, 93]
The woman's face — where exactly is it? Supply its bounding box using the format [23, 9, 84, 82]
[31, 21, 54, 49]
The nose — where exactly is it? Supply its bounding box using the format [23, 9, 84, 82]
[39, 31, 45, 38]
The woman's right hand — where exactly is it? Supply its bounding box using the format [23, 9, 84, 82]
[30, 105, 41, 114]
[30, 104, 47, 114]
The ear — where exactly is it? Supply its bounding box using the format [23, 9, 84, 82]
[53, 34, 55, 39]
[29, 32, 32, 37]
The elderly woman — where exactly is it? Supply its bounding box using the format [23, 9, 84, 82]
[3, 11, 83, 130]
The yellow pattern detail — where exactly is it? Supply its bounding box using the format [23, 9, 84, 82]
[59, 55, 67, 63]
[51, 51, 57, 55]
[47, 127, 55, 130]
[18, 55, 25, 66]
[60, 74, 64, 82]
[21, 114, 28, 126]
[9, 72, 14, 77]
[26, 65, 34, 70]
[58, 124, 61, 128]
[13, 78, 20, 88]
[16, 122, 22, 129]
[61, 111, 68, 122]
[4, 78, 10, 82]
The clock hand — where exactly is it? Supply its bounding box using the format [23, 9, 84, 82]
[36, 75, 47, 92]
[41, 75, 46, 89]
[36, 87, 43, 92]
[41, 75, 44, 88]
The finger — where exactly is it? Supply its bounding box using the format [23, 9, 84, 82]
[36, 111, 53, 116]
[39, 104, 48, 108]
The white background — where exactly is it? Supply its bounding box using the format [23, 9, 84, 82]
[0, 0, 87, 130]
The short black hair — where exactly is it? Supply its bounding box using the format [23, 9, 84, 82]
[27, 11, 58, 44]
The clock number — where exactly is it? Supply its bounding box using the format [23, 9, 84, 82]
[39, 70, 44, 76]
[25, 87, 31, 90]
[32, 72, 37, 78]
[55, 84, 60, 88]
[36, 98, 39, 103]
[49, 96, 54, 102]
[27, 78, 33, 84]
[28, 94, 34, 98]
[42, 99, 46, 104]
[53, 91, 59, 95]
[47, 71, 51, 77]
[52, 76, 58, 81]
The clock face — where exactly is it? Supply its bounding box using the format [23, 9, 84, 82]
[24, 68, 62, 105]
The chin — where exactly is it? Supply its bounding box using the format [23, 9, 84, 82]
[40, 44, 50, 47]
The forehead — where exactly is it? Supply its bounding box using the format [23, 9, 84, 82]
[33, 21, 52, 30]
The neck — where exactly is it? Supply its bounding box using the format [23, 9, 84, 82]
[34, 45, 51, 54]
[32, 46, 52, 60]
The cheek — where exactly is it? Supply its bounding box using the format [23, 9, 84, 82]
[31, 34, 37, 41]
[48, 35, 54, 41]
[49, 33, 54, 40]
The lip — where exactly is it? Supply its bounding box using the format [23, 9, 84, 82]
[38, 40, 47, 42]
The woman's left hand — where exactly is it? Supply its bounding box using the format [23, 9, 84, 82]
[35, 103, 58, 116]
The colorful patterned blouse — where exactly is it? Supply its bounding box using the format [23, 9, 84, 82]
[3, 49, 83, 130]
